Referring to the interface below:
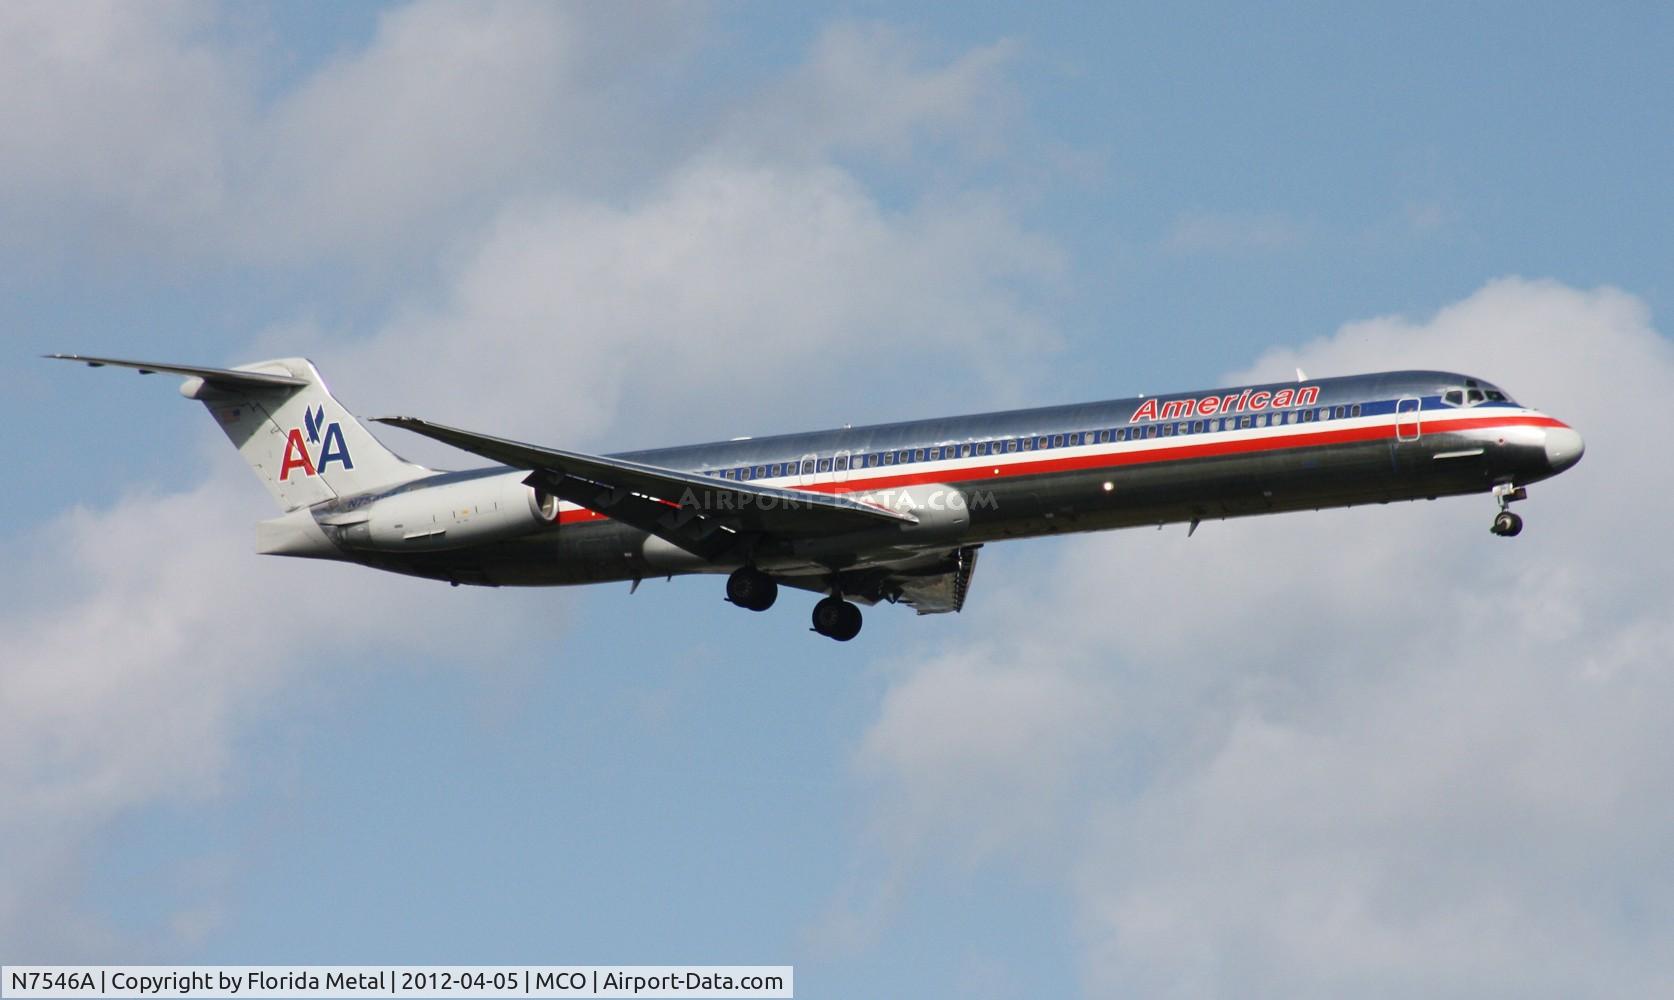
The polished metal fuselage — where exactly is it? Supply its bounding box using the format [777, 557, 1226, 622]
[353, 370, 1578, 588]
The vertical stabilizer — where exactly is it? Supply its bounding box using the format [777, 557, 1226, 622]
[185, 358, 429, 510]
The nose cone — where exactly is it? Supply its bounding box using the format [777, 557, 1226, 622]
[1545, 425, 1585, 474]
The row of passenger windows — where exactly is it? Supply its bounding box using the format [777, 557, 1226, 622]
[705, 403, 1365, 482]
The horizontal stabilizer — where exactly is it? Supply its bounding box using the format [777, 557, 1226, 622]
[45, 354, 308, 388]
[54, 353, 427, 511]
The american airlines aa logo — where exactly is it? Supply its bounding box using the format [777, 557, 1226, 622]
[278, 404, 353, 480]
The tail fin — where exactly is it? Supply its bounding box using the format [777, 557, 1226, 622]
[51, 354, 429, 510]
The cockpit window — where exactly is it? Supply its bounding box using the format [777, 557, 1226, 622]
[1443, 383, 1514, 407]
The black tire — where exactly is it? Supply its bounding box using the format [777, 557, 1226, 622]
[812, 596, 847, 635]
[832, 601, 863, 641]
[1492, 511, 1523, 537]
[813, 598, 862, 641]
[727, 568, 777, 611]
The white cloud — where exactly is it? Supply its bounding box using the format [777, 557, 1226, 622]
[0, 2, 245, 258]
[4, 12, 1064, 955]
[0, 465, 536, 956]
[0, 2, 702, 269]
[329, 158, 1063, 453]
[849, 278, 1674, 996]
[720, 22, 1019, 166]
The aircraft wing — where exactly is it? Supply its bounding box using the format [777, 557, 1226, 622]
[375, 415, 915, 561]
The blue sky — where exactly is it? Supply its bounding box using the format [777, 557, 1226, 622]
[4, 4, 1673, 997]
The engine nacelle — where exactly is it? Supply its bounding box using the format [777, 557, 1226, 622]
[329, 472, 559, 552]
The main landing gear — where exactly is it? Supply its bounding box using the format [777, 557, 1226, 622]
[1490, 483, 1527, 537]
[726, 566, 778, 611]
[811, 596, 863, 642]
[727, 566, 864, 639]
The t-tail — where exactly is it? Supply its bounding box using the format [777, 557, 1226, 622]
[47, 354, 429, 510]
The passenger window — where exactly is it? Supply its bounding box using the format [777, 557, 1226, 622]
[1351, 404, 1361, 417]
[1052, 434, 1064, 448]
[1006, 440, 1018, 452]
[818, 458, 832, 472]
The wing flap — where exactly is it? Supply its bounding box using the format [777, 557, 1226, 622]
[890, 545, 981, 614]
[778, 545, 982, 615]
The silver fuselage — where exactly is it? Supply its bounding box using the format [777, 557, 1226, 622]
[337, 370, 1582, 590]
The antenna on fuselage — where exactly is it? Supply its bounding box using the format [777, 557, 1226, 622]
[1296, 367, 1308, 382]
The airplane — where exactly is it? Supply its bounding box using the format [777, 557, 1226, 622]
[50, 354, 1584, 640]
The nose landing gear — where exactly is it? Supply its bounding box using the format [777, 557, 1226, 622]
[812, 595, 863, 641]
[1490, 483, 1528, 537]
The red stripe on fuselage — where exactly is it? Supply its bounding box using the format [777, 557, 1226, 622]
[552, 413, 1565, 525]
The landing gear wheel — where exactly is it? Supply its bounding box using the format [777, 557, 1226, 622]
[726, 567, 778, 611]
[1491, 511, 1523, 537]
[812, 597, 863, 641]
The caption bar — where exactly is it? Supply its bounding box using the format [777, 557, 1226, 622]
[1, 967, 792, 999]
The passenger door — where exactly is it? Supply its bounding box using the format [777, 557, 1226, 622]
[1396, 396, 1422, 442]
